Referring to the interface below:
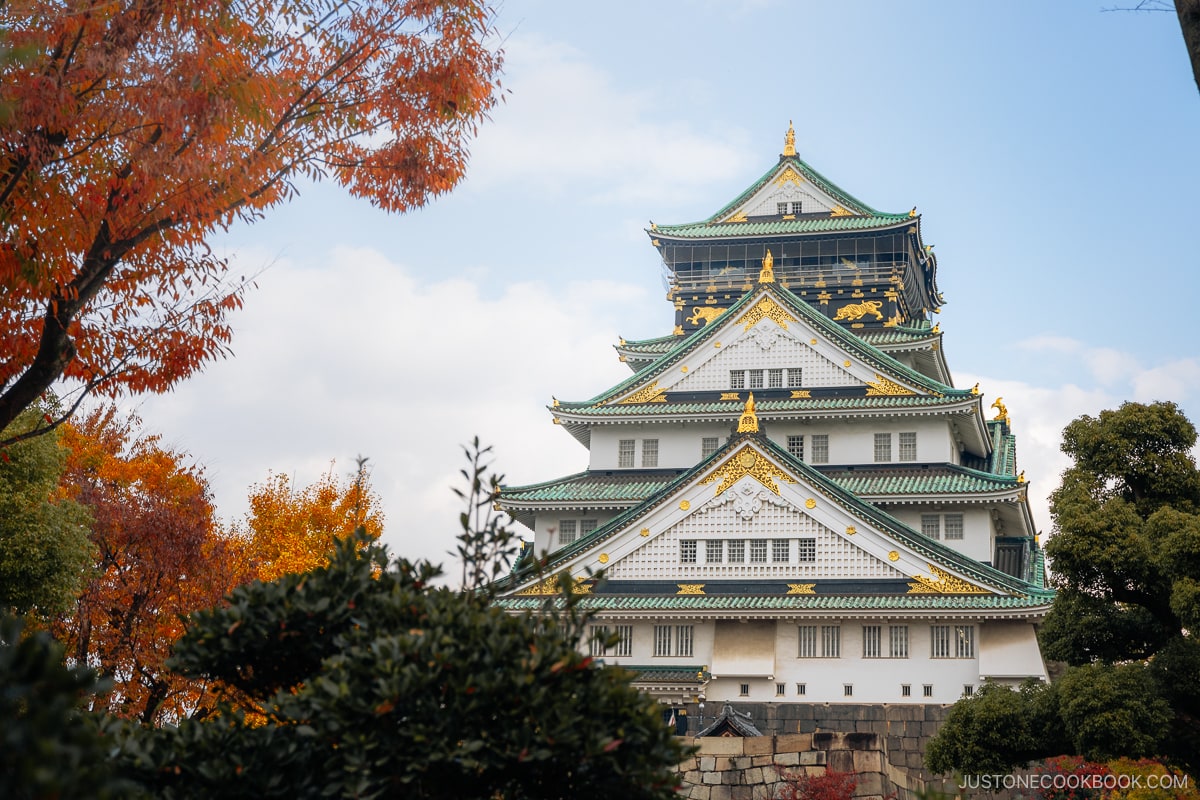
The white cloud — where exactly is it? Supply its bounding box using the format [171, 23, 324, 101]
[466, 34, 753, 206]
[137, 246, 649, 569]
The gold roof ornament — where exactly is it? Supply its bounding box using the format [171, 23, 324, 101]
[1018, 470, 1026, 484]
[737, 393, 759, 433]
[991, 396, 1010, 424]
[908, 206, 917, 218]
[758, 249, 775, 283]
[970, 382, 980, 395]
[782, 120, 796, 156]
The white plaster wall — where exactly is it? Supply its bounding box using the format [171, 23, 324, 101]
[885, 507, 994, 562]
[531, 511, 620, 554]
[589, 423, 733, 470]
[766, 417, 957, 465]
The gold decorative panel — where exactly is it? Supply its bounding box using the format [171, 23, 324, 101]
[679, 500, 691, 511]
[640, 527, 650, 537]
[805, 498, 816, 509]
[598, 553, 609, 564]
[789, 390, 811, 398]
[845, 526, 856, 536]
[617, 381, 667, 405]
[907, 564, 990, 595]
[516, 575, 594, 596]
[888, 551, 900, 561]
[739, 296, 797, 330]
[677, 584, 706, 595]
[865, 374, 916, 397]
[786, 583, 816, 595]
[720, 392, 741, 401]
[700, 445, 797, 496]
[774, 166, 804, 187]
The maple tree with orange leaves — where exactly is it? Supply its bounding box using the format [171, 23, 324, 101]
[53, 406, 249, 724]
[235, 458, 384, 582]
[0, 1, 503, 447]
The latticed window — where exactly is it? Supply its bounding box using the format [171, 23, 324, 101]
[901, 684, 912, 697]
[558, 520, 577, 545]
[641, 438, 658, 468]
[777, 202, 789, 215]
[797, 625, 818, 658]
[811, 434, 829, 463]
[749, 369, 764, 389]
[768, 368, 783, 388]
[613, 624, 633, 657]
[843, 684, 853, 697]
[705, 539, 724, 563]
[899, 431, 917, 461]
[680, 539, 697, 563]
[730, 370, 746, 389]
[776, 683, 786, 697]
[654, 625, 672, 657]
[749, 539, 768, 563]
[788, 368, 803, 388]
[727, 539, 745, 562]
[930, 625, 951, 658]
[944, 514, 964, 540]
[676, 625, 694, 657]
[874, 433, 892, 462]
[921, 514, 941, 540]
[787, 435, 803, 459]
[923, 684, 934, 697]
[771, 539, 790, 562]
[618, 439, 635, 468]
[580, 519, 598, 537]
[796, 683, 806, 695]
[822, 625, 841, 658]
[791, 201, 803, 215]
[701, 437, 719, 459]
[889, 625, 909, 658]
[862, 625, 882, 658]
[588, 625, 608, 657]
[797, 538, 816, 562]
[955, 625, 975, 658]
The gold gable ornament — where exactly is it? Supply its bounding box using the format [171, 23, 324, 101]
[907, 564, 990, 595]
[700, 443, 797, 496]
[737, 393, 759, 433]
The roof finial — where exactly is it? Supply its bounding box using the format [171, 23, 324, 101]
[782, 120, 796, 157]
[758, 249, 775, 284]
[737, 393, 759, 433]
[991, 396, 1009, 424]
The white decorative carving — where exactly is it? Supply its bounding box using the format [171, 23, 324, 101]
[698, 477, 789, 519]
[747, 320, 786, 351]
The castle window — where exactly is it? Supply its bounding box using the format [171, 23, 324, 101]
[590, 624, 633, 658]
[822, 625, 841, 658]
[777, 202, 789, 215]
[727, 539, 745, 562]
[705, 539, 724, 563]
[676, 625, 694, 657]
[613, 625, 633, 657]
[944, 514, 964, 540]
[874, 433, 892, 462]
[963, 684, 975, 697]
[787, 435, 804, 459]
[901, 684, 912, 697]
[889, 625, 909, 658]
[931, 625, 951, 658]
[654, 625, 672, 657]
[580, 519, 597, 537]
[863, 625, 882, 658]
[618, 439, 635, 468]
[641, 438, 659, 468]
[843, 684, 854, 697]
[788, 368, 803, 387]
[923, 684, 934, 697]
[776, 683, 786, 697]
[931, 625, 975, 658]
[749, 539, 768, 563]
[701, 437, 719, 458]
[768, 368, 784, 388]
[899, 431, 917, 461]
[558, 520, 577, 546]
[797, 538, 816, 562]
[740, 683, 750, 697]
[811, 434, 829, 464]
[792, 201, 803, 215]
[956, 625, 975, 658]
[588, 625, 607, 656]
[680, 540, 697, 564]
[798, 625, 818, 658]
[796, 683, 806, 696]
[772, 539, 790, 562]
[730, 370, 746, 389]
[921, 514, 941, 540]
[749, 369, 764, 389]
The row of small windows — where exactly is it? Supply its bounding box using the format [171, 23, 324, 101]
[766, 683, 973, 698]
[681, 538, 815, 564]
[730, 368, 803, 390]
[797, 624, 975, 659]
[786, 434, 828, 463]
[921, 513, 964, 540]
[776, 201, 804, 216]
[618, 438, 658, 468]
[557, 518, 598, 546]
[590, 623, 974, 661]
[874, 432, 917, 462]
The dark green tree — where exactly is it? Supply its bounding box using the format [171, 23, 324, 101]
[115, 442, 686, 799]
[0, 404, 92, 615]
[927, 402, 1199, 777]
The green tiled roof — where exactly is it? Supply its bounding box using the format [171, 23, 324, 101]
[857, 326, 937, 346]
[497, 592, 1052, 612]
[653, 214, 912, 240]
[622, 665, 708, 684]
[503, 470, 679, 504]
[822, 465, 1021, 496]
[618, 334, 679, 355]
[556, 283, 972, 414]
[558, 394, 969, 417]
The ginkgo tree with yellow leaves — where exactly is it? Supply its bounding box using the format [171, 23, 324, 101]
[234, 459, 385, 582]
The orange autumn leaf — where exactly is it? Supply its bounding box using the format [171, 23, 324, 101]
[0, 1, 503, 444]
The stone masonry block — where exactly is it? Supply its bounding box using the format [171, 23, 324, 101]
[699, 738, 745, 756]
[773, 752, 800, 767]
[715, 757, 733, 771]
[745, 767, 763, 785]
[853, 750, 883, 773]
[710, 787, 732, 800]
[852, 772, 885, 797]
[703, 771, 723, 785]
[732, 788, 753, 800]
[798, 750, 826, 766]
[700, 757, 716, 771]
[774, 733, 809, 753]
[828, 750, 855, 772]
[752, 756, 773, 767]
[743, 737, 775, 756]
[690, 786, 710, 800]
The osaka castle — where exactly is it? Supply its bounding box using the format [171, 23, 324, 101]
[496, 124, 1052, 708]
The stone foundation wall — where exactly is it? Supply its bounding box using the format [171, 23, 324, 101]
[673, 704, 956, 800]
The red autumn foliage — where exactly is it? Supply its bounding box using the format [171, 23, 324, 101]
[53, 406, 249, 723]
[778, 769, 858, 800]
[0, 1, 503, 445]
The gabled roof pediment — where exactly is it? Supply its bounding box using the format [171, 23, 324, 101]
[500, 433, 1048, 609]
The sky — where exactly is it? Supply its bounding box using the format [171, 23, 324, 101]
[131, 0, 1200, 570]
